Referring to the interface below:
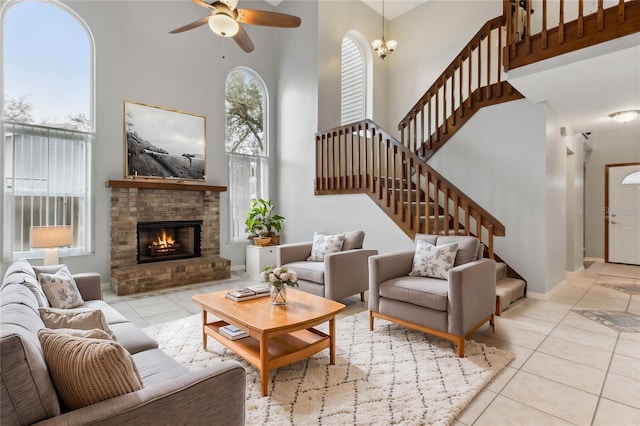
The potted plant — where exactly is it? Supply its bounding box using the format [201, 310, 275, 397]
[244, 198, 285, 246]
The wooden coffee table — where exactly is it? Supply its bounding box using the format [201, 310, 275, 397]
[192, 289, 345, 396]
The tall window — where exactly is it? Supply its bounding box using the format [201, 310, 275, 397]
[341, 36, 366, 125]
[2, 0, 94, 260]
[225, 68, 268, 242]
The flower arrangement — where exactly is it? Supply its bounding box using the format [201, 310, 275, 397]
[262, 266, 298, 288]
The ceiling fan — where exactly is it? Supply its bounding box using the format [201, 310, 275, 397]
[170, 0, 302, 53]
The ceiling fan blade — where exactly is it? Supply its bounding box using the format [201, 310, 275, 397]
[192, 0, 217, 9]
[169, 16, 210, 34]
[233, 25, 254, 53]
[236, 9, 301, 28]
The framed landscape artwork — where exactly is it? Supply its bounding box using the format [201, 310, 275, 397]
[124, 100, 206, 181]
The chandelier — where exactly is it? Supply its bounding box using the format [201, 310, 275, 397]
[371, 0, 397, 60]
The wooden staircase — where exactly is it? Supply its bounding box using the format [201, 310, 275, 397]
[315, 0, 640, 313]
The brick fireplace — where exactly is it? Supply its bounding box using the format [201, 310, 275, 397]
[108, 180, 230, 295]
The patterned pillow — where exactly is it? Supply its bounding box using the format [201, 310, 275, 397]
[38, 329, 142, 410]
[39, 307, 115, 340]
[38, 266, 84, 309]
[307, 233, 345, 262]
[409, 241, 459, 279]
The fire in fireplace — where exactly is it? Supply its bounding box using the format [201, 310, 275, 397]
[136, 220, 202, 264]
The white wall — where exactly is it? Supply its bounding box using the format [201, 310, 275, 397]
[565, 132, 586, 272]
[6, 0, 280, 278]
[584, 121, 640, 258]
[428, 99, 555, 293]
[544, 107, 569, 292]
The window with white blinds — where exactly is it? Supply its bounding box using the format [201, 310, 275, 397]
[341, 37, 366, 125]
[2, 1, 94, 261]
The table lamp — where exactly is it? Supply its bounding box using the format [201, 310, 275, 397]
[30, 226, 72, 265]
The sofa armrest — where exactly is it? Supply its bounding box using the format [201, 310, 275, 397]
[368, 251, 414, 312]
[277, 242, 313, 266]
[324, 249, 378, 301]
[73, 273, 102, 301]
[34, 361, 246, 426]
[447, 258, 496, 336]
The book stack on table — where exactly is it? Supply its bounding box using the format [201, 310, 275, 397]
[225, 284, 270, 302]
[219, 325, 249, 340]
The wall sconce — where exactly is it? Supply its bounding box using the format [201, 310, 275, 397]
[31, 226, 72, 265]
[608, 110, 640, 124]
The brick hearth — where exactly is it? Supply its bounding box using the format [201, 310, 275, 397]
[108, 180, 229, 295]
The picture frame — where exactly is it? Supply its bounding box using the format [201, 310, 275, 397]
[124, 100, 206, 181]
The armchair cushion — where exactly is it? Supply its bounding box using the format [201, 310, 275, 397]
[379, 276, 449, 311]
[342, 230, 365, 250]
[307, 232, 345, 261]
[282, 261, 325, 284]
[409, 241, 458, 279]
[437, 236, 481, 266]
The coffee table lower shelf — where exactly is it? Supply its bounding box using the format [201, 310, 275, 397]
[204, 320, 331, 394]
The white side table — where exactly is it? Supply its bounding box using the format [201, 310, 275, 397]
[246, 245, 278, 281]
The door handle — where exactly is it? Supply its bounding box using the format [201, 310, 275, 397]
[611, 221, 617, 224]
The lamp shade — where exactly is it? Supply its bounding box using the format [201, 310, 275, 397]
[31, 226, 73, 248]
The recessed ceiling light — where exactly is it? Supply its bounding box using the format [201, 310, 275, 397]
[608, 110, 640, 124]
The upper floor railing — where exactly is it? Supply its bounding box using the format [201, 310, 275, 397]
[504, 0, 640, 69]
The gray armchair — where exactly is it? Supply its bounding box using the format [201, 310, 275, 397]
[368, 234, 496, 357]
[277, 231, 378, 301]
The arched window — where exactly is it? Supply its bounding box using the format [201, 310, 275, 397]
[2, 0, 94, 261]
[225, 68, 269, 242]
[341, 33, 371, 125]
[622, 171, 640, 185]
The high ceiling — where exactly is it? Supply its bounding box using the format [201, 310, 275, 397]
[263, 0, 639, 135]
[264, 0, 428, 20]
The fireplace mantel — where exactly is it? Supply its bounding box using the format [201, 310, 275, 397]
[107, 179, 226, 192]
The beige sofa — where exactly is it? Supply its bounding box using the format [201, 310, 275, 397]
[0, 259, 246, 426]
[277, 231, 378, 302]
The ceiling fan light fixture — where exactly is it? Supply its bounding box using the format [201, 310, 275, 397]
[608, 110, 640, 124]
[208, 13, 239, 37]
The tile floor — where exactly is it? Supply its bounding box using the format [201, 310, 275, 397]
[104, 261, 640, 426]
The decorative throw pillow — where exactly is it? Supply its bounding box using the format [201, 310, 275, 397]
[409, 241, 459, 279]
[38, 266, 84, 309]
[307, 232, 345, 262]
[39, 307, 115, 340]
[37, 329, 142, 410]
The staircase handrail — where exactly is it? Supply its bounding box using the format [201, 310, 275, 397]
[315, 119, 505, 257]
[397, 16, 508, 159]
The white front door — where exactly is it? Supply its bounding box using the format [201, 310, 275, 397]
[607, 164, 640, 265]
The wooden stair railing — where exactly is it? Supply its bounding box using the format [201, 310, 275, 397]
[505, 0, 640, 70]
[315, 119, 505, 259]
[398, 16, 523, 163]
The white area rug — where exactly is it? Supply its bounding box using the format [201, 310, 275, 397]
[143, 312, 514, 425]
